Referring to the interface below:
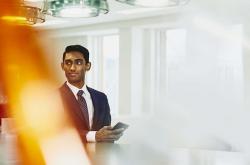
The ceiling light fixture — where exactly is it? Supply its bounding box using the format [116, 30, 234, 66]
[19, 4, 45, 24]
[116, 0, 190, 7]
[45, 0, 109, 18]
[0, 0, 45, 25]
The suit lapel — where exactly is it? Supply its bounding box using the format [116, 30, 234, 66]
[87, 87, 99, 130]
[61, 83, 90, 129]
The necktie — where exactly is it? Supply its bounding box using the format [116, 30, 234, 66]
[77, 90, 89, 129]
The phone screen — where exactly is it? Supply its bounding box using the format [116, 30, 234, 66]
[112, 122, 129, 130]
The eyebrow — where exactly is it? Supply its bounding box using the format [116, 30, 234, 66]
[64, 58, 84, 61]
[64, 58, 83, 61]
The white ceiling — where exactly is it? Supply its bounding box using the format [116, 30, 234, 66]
[23, 0, 250, 30]
[24, 0, 180, 29]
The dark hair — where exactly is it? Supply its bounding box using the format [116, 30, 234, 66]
[63, 45, 89, 63]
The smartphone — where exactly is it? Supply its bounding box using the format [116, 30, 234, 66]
[112, 122, 129, 130]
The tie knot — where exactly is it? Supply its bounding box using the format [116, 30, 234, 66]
[77, 90, 84, 96]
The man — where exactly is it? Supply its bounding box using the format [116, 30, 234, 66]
[59, 45, 123, 142]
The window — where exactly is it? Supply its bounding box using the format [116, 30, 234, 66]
[86, 33, 119, 116]
[165, 29, 187, 94]
[102, 35, 119, 116]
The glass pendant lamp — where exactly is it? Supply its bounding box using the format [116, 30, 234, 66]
[45, 0, 109, 18]
[0, 0, 45, 25]
[116, 0, 189, 7]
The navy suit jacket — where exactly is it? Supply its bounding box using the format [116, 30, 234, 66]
[59, 83, 111, 142]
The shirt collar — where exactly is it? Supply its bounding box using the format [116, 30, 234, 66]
[66, 81, 89, 97]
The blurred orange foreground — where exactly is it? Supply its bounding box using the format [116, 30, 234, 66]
[0, 0, 90, 164]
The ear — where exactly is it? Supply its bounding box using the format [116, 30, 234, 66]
[61, 62, 64, 70]
[86, 62, 91, 71]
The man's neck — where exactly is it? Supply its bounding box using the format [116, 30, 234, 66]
[68, 81, 84, 89]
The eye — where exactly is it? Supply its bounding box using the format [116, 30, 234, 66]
[64, 60, 72, 66]
[75, 59, 83, 65]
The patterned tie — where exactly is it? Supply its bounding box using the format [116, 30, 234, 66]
[77, 90, 89, 129]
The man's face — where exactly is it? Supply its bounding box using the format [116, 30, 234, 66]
[61, 51, 91, 87]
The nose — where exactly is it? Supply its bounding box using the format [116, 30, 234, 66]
[70, 63, 76, 71]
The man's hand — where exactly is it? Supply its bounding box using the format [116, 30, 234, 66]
[96, 126, 124, 142]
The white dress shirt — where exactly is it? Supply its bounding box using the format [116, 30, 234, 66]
[66, 82, 97, 142]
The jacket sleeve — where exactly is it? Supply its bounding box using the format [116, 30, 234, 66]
[79, 130, 88, 143]
[103, 95, 111, 126]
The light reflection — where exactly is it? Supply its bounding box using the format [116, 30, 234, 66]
[40, 129, 90, 165]
[59, 7, 98, 17]
[1, 16, 27, 23]
[20, 81, 65, 137]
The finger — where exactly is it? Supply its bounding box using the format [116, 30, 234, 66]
[112, 128, 125, 134]
[102, 126, 109, 129]
[104, 134, 122, 140]
[105, 130, 113, 136]
[99, 129, 113, 137]
[111, 134, 123, 141]
[106, 126, 113, 130]
[100, 139, 115, 143]
[102, 126, 112, 130]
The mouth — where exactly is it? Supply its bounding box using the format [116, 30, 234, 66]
[67, 73, 78, 77]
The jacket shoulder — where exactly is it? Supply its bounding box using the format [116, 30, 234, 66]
[87, 87, 107, 98]
[58, 83, 70, 94]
